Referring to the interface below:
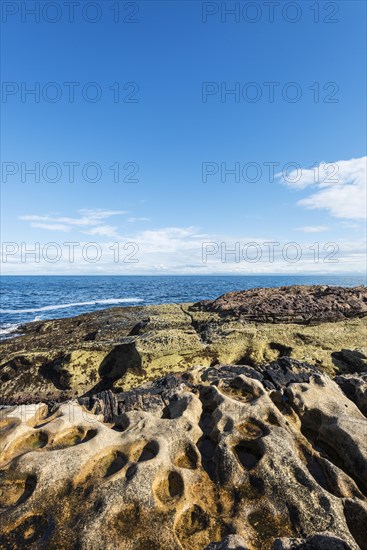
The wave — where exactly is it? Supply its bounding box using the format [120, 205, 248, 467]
[0, 323, 21, 338]
[0, 298, 143, 315]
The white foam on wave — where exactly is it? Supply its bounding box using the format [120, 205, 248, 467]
[0, 298, 144, 315]
[0, 323, 21, 338]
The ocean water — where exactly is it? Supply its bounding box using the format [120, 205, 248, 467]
[0, 275, 366, 338]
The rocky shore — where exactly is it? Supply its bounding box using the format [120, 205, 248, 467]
[1, 285, 366, 404]
[1, 285, 367, 549]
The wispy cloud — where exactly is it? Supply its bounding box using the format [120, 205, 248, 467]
[83, 225, 119, 237]
[9, 206, 366, 275]
[19, 209, 128, 232]
[296, 225, 329, 233]
[3, 225, 367, 274]
[130, 227, 210, 253]
[31, 223, 71, 232]
[278, 157, 367, 220]
[127, 217, 151, 223]
[3, 233, 366, 275]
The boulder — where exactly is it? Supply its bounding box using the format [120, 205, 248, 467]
[335, 370, 367, 416]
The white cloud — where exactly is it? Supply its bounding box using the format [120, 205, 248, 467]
[127, 217, 151, 223]
[19, 209, 128, 231]
[339, 221, 363, 230]
[31, 223, 71, 232]
[78, 209, 128, 222]
[83, 225, 119, 237]
[278, 157, 367, 220]
[2, 231, 366, 275]
[131, 227, 205, 253]
[7, 205, 366, 275]
[296, 225, 329, 233]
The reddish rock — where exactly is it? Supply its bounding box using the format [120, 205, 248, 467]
[196, 285, 367, 324]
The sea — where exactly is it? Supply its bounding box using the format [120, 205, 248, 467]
[0, 275, 366, 339]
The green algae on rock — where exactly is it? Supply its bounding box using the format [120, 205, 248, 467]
[0, 285, 366, 404]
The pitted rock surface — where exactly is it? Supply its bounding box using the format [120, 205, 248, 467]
[195, 285, 367, 324]
[1, 360, 366, 549]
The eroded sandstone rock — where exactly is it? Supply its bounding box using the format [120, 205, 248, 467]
[1, 360, 366, 549]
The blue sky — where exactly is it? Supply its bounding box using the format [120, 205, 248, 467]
[1, 0, 366, 274]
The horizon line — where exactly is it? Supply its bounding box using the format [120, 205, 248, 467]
[1, 273, 366, 278]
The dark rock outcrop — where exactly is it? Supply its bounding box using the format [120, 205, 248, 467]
[332, 348, 367, 373]
[195, 285, 367, 324]
[335, 371, 367, 416]
[78, 357, 320, 424]
[273, 534, 354, 549]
